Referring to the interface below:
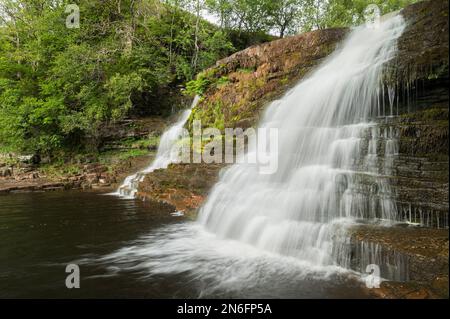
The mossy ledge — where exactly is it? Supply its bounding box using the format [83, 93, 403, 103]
[186, 28, 348, 130]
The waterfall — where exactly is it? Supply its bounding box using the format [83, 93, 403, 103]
[114, 95, 200, 198]
[97, 16, 409, 291]
[198, 16, 406, 266]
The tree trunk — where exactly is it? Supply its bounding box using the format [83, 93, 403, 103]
[280, 26, 285, 38]
[191, 0, 201, 74]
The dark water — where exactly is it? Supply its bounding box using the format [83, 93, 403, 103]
[0, 191, 370, 298]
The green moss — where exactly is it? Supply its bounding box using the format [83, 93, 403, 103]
[400, 108, 449, 122]
[40, 163, 82, 178]
[280, 76, 289, 85]
[216, 76, 230, 88]
[133, 136, 160, 149]
[213, 102, 225, 131]
[183, 27, 348, 134]
[237, 67, 256, 74]
[98, 148, 150, 166]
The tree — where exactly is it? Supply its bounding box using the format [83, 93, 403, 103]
[191, 0, 202, 73]
[206, 0, 273, 34]
[300, 0, 329, 31]
[205, 0, 234, 29]
[301, 0, 419, 31]
[267, 0, 304, 38]
[0, 0, 234, 156]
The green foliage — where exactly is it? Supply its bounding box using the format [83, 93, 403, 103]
[227, 29, 275, 50]
[0, 0, 418, 159]
[300, 0, 419, 31]
[40, 162, 83, 179]
[185, 69, 217, 96]
[118, 149, 149, 160]
[120, 136, 161, 149]
[212, 102, 225, 130]
[216, 76, 230, 88]
[237, 67, 255, 73]
[206, 0, 418, 35]
[0, 0, 234, 157]
[185, 70, 230, 96]
[266, 0, 304, 38]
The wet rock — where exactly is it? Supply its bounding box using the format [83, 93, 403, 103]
[91, 184, 111, 189]
[137, 163, 225, 216]
[85, 173, 99, 184]
[346, 224, 449, 298]
[40, 156, 51, 165]
[42, 186, 65, 191]
[147, 144, 157, 151]
[391, 0, 449, 86]
[383, 108, 449, 229]
[368, 281, 435, 299]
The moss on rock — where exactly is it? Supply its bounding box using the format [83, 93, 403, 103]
[186, 28, 348, 130]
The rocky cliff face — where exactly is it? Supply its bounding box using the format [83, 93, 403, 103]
[137, 0, 449, 297]
[187, 27, 347, 130]
[390, 0, 449, 86]
[388, 0, 449, 228]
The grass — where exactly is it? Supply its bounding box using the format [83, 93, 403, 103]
[40, 163, 82, 178]
[98, 148, 150, 164]
[117, 136, 160, 149]
[99, 136, 160, 163]
[237, 67, 255, 74]
[216, 76, 230, 88]
[118, 149, 149, 160]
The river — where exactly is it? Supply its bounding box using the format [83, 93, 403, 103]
[0, 191, 372, 298]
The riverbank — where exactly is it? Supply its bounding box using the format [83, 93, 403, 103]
[0, 116, 167, 194]
[0, 154, 154, 194]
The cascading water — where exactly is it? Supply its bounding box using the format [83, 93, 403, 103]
[94, 15, 408, 294]
[114, 95, 200, 198]
[198, 15, 406, 266]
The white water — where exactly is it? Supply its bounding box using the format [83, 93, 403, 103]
[97, 15, 407, 291]
[113, 95, 200, 198]
[198, 15, 406, 266]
